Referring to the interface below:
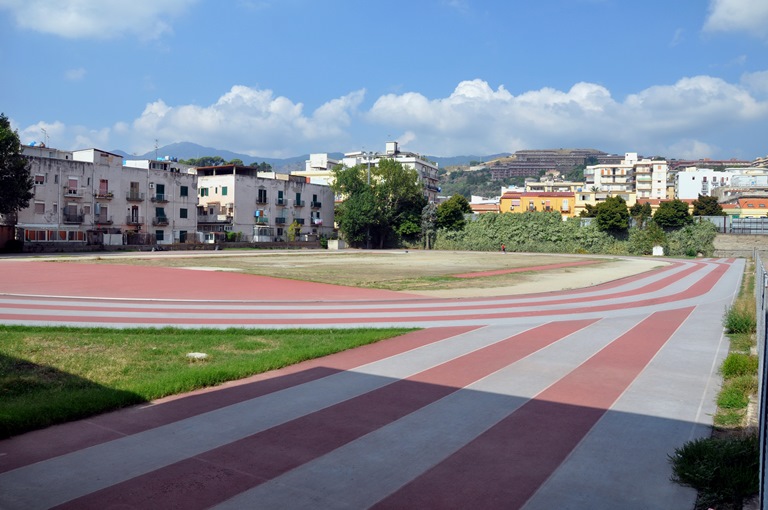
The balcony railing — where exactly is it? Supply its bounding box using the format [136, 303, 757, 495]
[275, 217, 286, 224]
[95, 215, 113, 225]
[65, 188, 84, 198]
[152, 216, 169, 226]
[255, 217, 269, 224]
[295, 218, 305, 225]
[126, 215, 144, 225]
[63, 213, 84, 224]
[127, 192, 144, 201]
[310, 201, 322, 208]
[276, 198, 286, 206]
[151, 194, 169, 203]
[197, 214, 232, 223]
[95, 191, 113, 199]
[294, 200, 305, 207]
[256, 197, 269, 205]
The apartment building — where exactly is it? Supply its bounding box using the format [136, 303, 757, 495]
[121, 158, 198, 244]
[196, 165, 334, 242]
[341, 142, 441, 203]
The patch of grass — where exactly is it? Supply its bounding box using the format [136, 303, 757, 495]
[669, 433, 759, 510]
[0, 325, 415, 439]
[723, 304, 757, 335]
[720, 353, 759, 379]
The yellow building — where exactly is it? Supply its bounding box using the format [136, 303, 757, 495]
[500, 191, 576, 219]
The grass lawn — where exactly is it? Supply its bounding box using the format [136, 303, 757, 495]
[0, 326, 414, 439]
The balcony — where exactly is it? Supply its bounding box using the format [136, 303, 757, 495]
[295, 218, 305, 225]
[126, 215, 144, 225]
[65, 188, 84, 198]
[255, 217, 269, 224]
[95, 191, 114, 199]
[63, 213, 84, 224]
[151, 194, 169, 203]
[294, 200, 305, 207]
[127, 192, 144, 201]
[256, 197, 269, 205]
[275, 217, 286, 224]
[95, 215, 113, 225]
[152, 216, 169, 226]
[197, 214, 232, 224]
[310, 201, 322, 208]
[276, 198, 286, 206]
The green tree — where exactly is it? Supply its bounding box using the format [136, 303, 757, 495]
[250, 161, 273, 172]
[437, 194, 472, 231]
[692, 194, 725, 216]
[227, 158, 244, 166]
[332, 159, 426, 248]
[654, 199, 693, 230]
[629, 201, 653, 227]
[0, 113, 33, 221]
[594, 196, 630, 235]
[421, 202, 438, 249]
[180, 156, 226, 167]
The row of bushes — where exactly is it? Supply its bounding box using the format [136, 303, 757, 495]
[434, 211, 718, 256]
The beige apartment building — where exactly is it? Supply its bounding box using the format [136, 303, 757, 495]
[196, 165, 335, 242]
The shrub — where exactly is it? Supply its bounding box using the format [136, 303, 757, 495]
[669, 434, 759, 510]
[721, 353, 759, 378]
[723, 305, 757, 335]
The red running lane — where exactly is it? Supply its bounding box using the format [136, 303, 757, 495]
[54, 320, 596, 510]
[374, 307, 694, 509]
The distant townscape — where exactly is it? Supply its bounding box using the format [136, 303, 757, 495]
[3, 139, 767, 252]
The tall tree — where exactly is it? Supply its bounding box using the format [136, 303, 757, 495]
[436, 194, 472, 231]
[692, 194, 725, 216]
[629, 201, 653, 227]
[654, 199, 693, 230]
[594, 195, 630, 235]
[332, 159, 426, 248]
[0, 113, 33, 222]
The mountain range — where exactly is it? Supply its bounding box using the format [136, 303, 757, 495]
[111, 142, 511, 172]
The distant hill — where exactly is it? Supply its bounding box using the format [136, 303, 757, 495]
[111, 141, 510, 173]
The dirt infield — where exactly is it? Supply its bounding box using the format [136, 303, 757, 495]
[26, 250, 668, 298]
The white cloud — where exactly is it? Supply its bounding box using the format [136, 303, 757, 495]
[367, 76, 768, 157]
[0, 0, 197, 40]
[18, 75, 768, 160]
[742, 70, 768, 97]
[64, 67, 86, 81]
[128, 85, 365, 157]
[704, 0, 768, 39]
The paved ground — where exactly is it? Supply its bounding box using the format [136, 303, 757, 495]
[0, 254, 745, 509]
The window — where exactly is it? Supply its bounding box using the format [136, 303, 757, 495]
[156, 207, 166, 218]
[156, 230, 164, 241]
[200, 188, 209, 197]
[222, 186, 228, 196]
[258, 188, 267, 203]
[34, 175, 45, 185]
[83, 205, 91, 215]
[34, 202, 45, 214]
[180, 185, 188, 197]
[180, 208, 188, 219]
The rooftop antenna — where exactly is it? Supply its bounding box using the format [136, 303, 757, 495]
[154, 138, 159, 160]
[41, 128, 49, 147]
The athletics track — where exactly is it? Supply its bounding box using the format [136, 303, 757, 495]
[0, 255, 745, 509]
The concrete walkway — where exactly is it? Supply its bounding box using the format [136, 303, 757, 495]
[0, 256, 744, 509]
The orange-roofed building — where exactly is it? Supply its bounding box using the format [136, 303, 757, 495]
[737, 198, 768, 217]
[470, 202, 500, 214]
[500, 191, 576, 219]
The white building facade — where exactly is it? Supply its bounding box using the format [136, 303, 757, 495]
[196, 165, 335, 242]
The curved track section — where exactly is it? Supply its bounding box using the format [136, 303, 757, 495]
[0, 256, 746, 509]
[0, 258, 740, 328]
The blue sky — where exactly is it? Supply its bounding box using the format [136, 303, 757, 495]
[1, 0, 767, 160]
